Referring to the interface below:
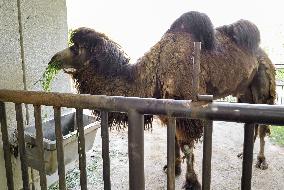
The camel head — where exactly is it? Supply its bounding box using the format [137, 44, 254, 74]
[48, 27, 109, 73]
[48, 27, 130, 75]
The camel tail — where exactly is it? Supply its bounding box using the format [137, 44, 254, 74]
[168, 11, 215, 50]
[217, 20, 260, 53]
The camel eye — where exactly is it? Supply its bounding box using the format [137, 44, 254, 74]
[70, 45, 79, 55]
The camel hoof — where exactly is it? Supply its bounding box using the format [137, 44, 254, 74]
[183, 179, 201, 190]
[163, 165, 182, 176]
[255, 157, 268, 170]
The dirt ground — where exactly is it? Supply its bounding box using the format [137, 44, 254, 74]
[52, 119, 284, 190]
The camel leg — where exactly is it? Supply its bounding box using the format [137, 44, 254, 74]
[163, 136, 182, 175]
[237, 124, 259, 158]
[175, 136, 182, 175]
[182, 144, 201, 190]
[255, 125, 269, 170]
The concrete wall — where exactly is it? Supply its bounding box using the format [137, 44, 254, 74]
[0, 0, 70, 189]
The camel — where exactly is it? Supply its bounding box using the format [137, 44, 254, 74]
[47, 11, 276, 189]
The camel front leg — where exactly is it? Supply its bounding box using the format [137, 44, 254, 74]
[182, 144, 201, 190]
[255, 125, 269, 170]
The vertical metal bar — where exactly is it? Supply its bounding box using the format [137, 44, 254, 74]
[15, 103, 30, 190]
[16, 0, 30, 125]
[0, 102, 14, 190]
[241, 123, 255, 190]
[76, 108, 87, 190]
[33, 105, 47, 190]
[167, 117, 176, 190]
[202, 120, 213, 190]
[54, 107, 66, 190]
[193, 42, 201, 101]
[101, 111, 111, 190]
[128, 110, 144, 190]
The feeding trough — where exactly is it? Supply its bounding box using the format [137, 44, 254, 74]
[24, 112, 99, 175]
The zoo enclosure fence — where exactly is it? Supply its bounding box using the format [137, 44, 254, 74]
[0, 89, 284, 190]
[276, 63, 284, 105]
[276, 80, 284, 104]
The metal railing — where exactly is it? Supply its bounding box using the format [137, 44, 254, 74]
[0, 89, 284, 190]
[1, 43, 284, 190]
[276, 81, 284, 104]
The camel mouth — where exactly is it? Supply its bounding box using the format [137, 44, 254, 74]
[63, 68, 77, 74]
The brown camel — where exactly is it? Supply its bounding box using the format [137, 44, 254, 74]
[47, 11, 276, 189]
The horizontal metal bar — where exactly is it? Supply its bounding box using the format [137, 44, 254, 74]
[0, 89, 284, 125]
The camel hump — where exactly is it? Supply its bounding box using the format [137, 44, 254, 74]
[217, 20, 260, 52]
[168, 11, 215, 50]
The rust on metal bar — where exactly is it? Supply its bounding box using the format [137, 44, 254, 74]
[241, 123, 255, 190]
[202, 120, 213, 190]
[128, 110, 145, 190]
[54, 107, 66, 190]
[101, 111, 111, 190]
[167, 117, 176, 190]
[192, 42, 201, 101]
[76, 108, 87, 190]
[1, 89, 284, 125]
[0, 102, 14, 190]
[34, 105, 47, 190]
[15, 103, 30, 190]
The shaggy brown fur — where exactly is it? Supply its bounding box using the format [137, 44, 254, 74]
[49, 11, 276, 189]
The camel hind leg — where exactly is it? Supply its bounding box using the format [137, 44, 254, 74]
[246, 51, 276, 169]
[163, 136, 182, 175]
[255, 124, 270, 169]
[182, 144, 201, 190]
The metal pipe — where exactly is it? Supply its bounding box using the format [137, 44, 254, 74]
[241, 123, 255, 190]
[34, 105, 47, 190]
[16, 0, 30, 125]
[15, 103, 30, 190]
[202, 120, 213, 190]
[0, 102, 14, 190]
[167, 117, 176, 190]
[76, 109, 87, 190]
[101, 111, 111, 190]
[128, 110, 144, 190]
[54, 107, 66, 190]
[0, 89, 284, 125]
[192, 42, 201, 101]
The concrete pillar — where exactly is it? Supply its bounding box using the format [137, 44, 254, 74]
[0, 0, 70, 189]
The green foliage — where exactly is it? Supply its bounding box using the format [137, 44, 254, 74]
[276, 68, 284, 80]
[40, 61, 62, 91]
[270, 126, 284, 146]
[68, 29, 74, 47]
